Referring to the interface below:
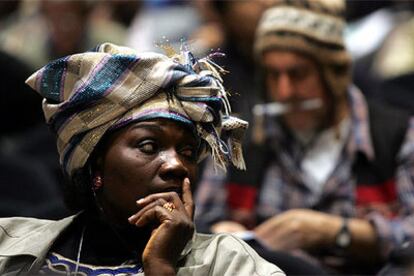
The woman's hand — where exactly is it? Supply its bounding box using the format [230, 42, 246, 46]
[128, 178, 194, 275]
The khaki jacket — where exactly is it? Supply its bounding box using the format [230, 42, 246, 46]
[0, 216, 284, 275]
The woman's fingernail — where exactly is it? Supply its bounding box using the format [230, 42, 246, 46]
[136, 198, 145, 205]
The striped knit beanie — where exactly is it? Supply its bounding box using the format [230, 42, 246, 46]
[255, 0, 351, 99]
[26, 43, 248, 177]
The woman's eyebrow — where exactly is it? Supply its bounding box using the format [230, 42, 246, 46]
[129, 123, 164, 133]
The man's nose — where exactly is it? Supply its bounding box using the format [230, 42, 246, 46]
[159, 149, 188, 180]
[276, 74, 295, 102]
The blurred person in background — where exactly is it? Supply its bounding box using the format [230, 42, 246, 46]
[0, 0, 66, 219]
[91, 0, 142, 28]
[0, 0, 137, 219]
[195, 0, 414, 274]
[191, 0, 269, 123]
[0, 0, 133, 135]
[0, 0, 42, 135]
[0, 0, 127, 70]
[344, 0, 410, 60]
[0, 43, 67, 219]
[347, 0, 414, 113]
[126, 0, 201, 53]
[0, 0, 21, 33]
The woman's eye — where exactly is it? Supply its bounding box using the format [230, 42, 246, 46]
[181, 146, 196, 160]
[138, 140, 158, 154]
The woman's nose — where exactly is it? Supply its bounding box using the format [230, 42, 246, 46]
[159, 149, 188, 180]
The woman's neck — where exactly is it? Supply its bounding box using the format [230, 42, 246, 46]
[82, 209, 151, 261]
[52, 210, 152, 266]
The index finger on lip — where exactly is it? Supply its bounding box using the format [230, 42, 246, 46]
[182, 178, 194, 218]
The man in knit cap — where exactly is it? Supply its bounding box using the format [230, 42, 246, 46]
[195, 0, 414, 273]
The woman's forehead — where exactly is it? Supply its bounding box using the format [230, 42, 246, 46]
[122, 118, 198, 140]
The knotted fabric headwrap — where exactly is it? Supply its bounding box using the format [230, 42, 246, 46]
[255, 0, 351, 99]
[26, 43, 248, 177]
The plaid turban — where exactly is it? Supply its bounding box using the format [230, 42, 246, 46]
[26, 43, 248, 177]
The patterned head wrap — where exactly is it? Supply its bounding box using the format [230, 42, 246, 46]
[255, 0, 351, 99]
[26, 43, 248, 177]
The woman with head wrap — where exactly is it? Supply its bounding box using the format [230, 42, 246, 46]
[0, 43, 284, 275]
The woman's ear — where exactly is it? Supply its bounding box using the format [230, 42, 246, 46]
[90, 155, 104, 192]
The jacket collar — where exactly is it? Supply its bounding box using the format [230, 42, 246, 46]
[0, 215, 76, 258]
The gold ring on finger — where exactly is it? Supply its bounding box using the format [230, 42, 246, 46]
[162, 202, 176, 212]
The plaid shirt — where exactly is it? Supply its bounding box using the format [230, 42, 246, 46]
[195, 86, 414, 258]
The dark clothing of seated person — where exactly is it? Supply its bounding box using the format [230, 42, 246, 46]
[0, 43, 284, 276]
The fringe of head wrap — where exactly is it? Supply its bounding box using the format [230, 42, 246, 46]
[170, 44, 247, 171]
